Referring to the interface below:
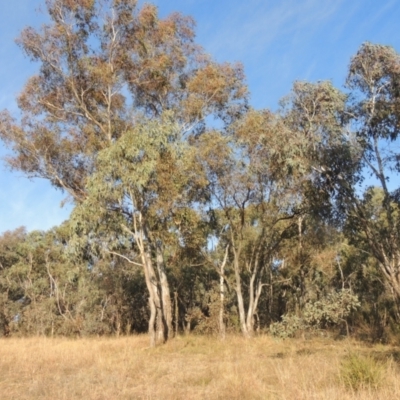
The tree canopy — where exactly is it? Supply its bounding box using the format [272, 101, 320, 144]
[0, 1, 400, 345]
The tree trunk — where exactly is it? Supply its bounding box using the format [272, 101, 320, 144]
[219, 264, 226, 340]
[130, 214, 172, 346]
[156, 242, 173, 341]
[245, 270, 264, 335]
[219, 245, 229, 340]
[246, 270, 256, 336]
[233, 249, 250, 338]
[148, 296, 156, 347]
[174, 290, 179, 336]
[143, 249, 163, 346]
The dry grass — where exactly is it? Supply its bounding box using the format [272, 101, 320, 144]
[0, 334, 400, 399]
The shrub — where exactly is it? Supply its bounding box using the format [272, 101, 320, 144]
[269, 290, 360, 338]
[269, 315, 305, 339]
[339, 353, 385, 390]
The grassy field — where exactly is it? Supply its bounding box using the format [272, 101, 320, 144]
[1, 334, 400, 399]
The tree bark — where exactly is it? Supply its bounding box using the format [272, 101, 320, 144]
[130, 213, 172, 346]
[217, 245, 229, 339]
[233, 247, 250, 338]
[174, 290, 179, 336]
[155, 241, 173, 341]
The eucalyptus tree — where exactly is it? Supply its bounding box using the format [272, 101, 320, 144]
[281, 80, 349, 218]
[281, 43, 400, 309]
[0, 0, 247, 202]
[342, 43, 400, 302]
[71, 114, 208, 345]
[196, 110, 307, 337]
[278, 81, 350, 312]
[0, 0, 247, 344]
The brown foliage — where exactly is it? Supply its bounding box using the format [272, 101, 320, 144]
[0, 0, 247, 203]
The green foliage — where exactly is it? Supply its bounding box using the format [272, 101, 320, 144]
[270, 290, 360, 338]
[339, 353, 386, 390]
[269, 314, 305, 339]
[0, 224, 149, 337]
[303, 290, 361, 326]
[0, 0, 400, 342]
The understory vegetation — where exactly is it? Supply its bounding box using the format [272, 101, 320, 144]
[0, 0, 400, 346]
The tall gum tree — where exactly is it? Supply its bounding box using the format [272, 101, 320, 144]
[0, 0, 247, 345]
[0, 0, 247, 202]
[281, 44, 400, 308]
[280, 80, 350, 309]
[196, 110, 306, 338]
[71, 115, 208, 345]
[343, 43, 400, 303]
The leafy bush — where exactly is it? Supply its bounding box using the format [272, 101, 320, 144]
[270, 290, 360, 338]
[269, 315, 306, 339]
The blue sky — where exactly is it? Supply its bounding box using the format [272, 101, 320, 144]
[0, 0, 399, 234]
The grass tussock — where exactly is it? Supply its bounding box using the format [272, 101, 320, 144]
[339, 352, 387, 390]
[0, 335, 399, 399]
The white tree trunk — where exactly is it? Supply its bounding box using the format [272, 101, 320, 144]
[218, 246, 229, 339]
[156, 242, 173, 340]
[233, 248, 250, 338]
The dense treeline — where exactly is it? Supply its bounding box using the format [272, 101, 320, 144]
[0, 0, 399, 345]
